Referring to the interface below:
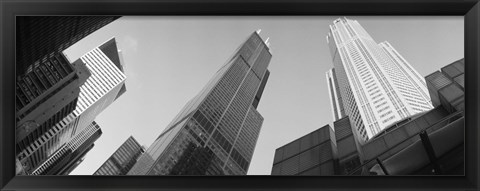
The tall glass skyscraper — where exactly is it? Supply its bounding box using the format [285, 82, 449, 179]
[128, 31, 272, 175]
[326, 18, 433, 143]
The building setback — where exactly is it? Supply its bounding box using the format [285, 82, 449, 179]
[272, 58, 464, 175]
[326, 68, 346, 121]
[326, 17, 433, 143]
[16, 16, 119, 77]
[128, 31, 272, 175]
[17, 38, 127, 174]
[94, 136, 145, 175]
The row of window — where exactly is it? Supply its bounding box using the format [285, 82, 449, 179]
[379, 110, 393, 118]
[17, 98, 77, 156]
[31, 146, 70, 175]
[378, 105, 390, 113]
[382, 115, 396, 124]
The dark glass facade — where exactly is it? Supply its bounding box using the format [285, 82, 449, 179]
[128, 31, 272, 175]
[271, 125, 337, 175]
[94, 136, 145, 175]
[426, 58, 465, 112]
[16, 16, 119, 77]
[333, 117, 362, 175]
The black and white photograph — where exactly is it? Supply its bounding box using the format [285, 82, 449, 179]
[14, 16, 464, 176]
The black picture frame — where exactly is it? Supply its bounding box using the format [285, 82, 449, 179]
[1, 0, 478, 190]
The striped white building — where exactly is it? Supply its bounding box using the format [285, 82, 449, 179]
[18, 37, 126, 174]
[31, 121, 102, 175]
[326, 18, 433, 143]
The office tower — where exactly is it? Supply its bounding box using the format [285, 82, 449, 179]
[271, 125, 337, 175]
[17, 38, 127, 174]
[326, 18, 433, 143]
[277, 59, 464, 176]
[94, 136, 145, 175]
[16, 55, 91, 154]
[30, 121, 102, 175]
[128, 31, 271, 175]
[16, 16, 120, 77]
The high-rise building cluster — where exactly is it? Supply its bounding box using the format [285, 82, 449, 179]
[15, 16, 127, 175]
[271, 17, 464, 176]
[16, 16, 463, 176]
[16, 19, 273, 175]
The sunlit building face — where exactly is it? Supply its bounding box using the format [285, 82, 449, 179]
[326, 18, 433, 143]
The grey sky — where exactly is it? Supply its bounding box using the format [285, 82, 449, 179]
[64, 16, 463, 175]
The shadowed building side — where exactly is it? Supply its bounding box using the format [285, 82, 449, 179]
[16, 16, 120, 77]
[271, 125, 337, 175]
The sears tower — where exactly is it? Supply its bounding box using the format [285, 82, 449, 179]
[128, 31, 272, 175]
[326, 18, 433, 143]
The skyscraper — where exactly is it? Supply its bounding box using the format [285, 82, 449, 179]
[128, 31, 272, 175]
[272, 58, 464, 176]
[326, 18, 433, 143]
[16, 54, 91, 154]
[17, 38, 127, 174]
[94, 136, 145, 175]
[30, 121, 102, 175]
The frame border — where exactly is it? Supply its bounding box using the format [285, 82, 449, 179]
[1, 0, 478, 190]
